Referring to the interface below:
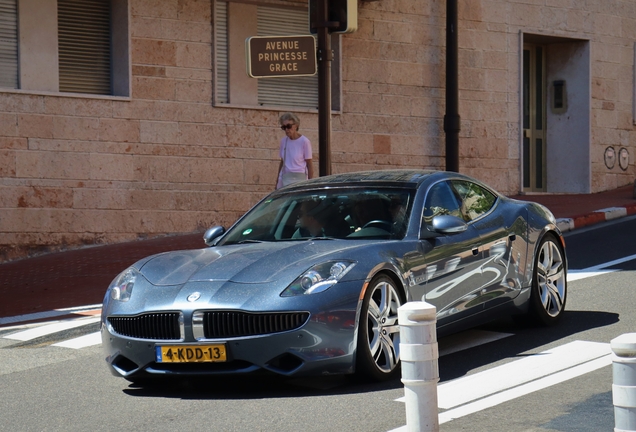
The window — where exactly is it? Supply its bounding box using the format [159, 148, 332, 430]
[422, 180, 496, 225]
[423, 182, 462, 225]
[214, 0, 340, 110]
[215, 0, 229, 103]
[58, 0, 112, 94]
[0, 0, 18, 88]
[0, 0, 129, 96]
[256, 5, 318, 108]
[451, 181, 497, 221]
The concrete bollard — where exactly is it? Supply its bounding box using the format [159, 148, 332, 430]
[398, 301, 439, 432]
[611, 333, 636, 432]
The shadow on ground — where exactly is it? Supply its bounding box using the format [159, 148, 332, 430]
[439, 309, 618, 382]
[121, 309, 617, 400]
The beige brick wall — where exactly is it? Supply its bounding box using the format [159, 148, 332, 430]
[1, 0, 635, 261]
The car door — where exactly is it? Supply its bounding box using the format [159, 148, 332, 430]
[452, 180, 522, 308]
[415, 181, 492, 325]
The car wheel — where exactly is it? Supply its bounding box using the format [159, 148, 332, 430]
[356, 274, 403, 381]
[529, 233, 567, 325]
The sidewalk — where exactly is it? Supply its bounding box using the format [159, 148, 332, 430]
[1, 183, 635, 321]
[509, 183, 636, 232]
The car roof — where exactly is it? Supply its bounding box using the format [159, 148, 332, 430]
[285, 169, 440, 190]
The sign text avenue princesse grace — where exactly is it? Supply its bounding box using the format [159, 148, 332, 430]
[246, 35, 317, 78]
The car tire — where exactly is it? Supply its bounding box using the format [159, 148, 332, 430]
[356, 274, 403, 381]
[528, 233, 567, 326]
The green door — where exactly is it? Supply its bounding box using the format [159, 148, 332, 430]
[523, 45, 547, 192]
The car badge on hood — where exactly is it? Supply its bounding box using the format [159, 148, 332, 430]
[187, 292, 201, 302]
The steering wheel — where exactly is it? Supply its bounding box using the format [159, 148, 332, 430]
[362, 220, 392, 231]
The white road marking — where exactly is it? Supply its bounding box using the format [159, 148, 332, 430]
[436, 340, 610, 409]
[568, 270, 617, 281]
[390, 341, 612, 430]
[3, 316, 101, 341]
[0, 304, 102, 325]
[51, 331, 102, 349]
[579, 253, 636, 271]
[568, 252, 636, 282]
[437, 354, 612, 424]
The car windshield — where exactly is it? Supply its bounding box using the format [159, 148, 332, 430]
[219, 187, 414, 244]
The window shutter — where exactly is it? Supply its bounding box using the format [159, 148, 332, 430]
[257, 6, 318, 109]
[215, 0, 229, 104]
[58, 0, 111, 94]
[0, 0, 18, 88]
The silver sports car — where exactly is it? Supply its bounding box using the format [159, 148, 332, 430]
[101, 170, 567, 382]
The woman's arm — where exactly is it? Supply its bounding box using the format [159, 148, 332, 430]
[303, 137, 314, 179]
[276, 159, 284, 187]
[306, 159, 314, 179]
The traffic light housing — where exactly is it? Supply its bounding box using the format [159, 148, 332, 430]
[309, 0, 358, 34]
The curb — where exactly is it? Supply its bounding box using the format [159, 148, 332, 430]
[557, 204, 636, 232]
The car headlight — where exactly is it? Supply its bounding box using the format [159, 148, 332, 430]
[281, 261, 356, 297]
[109, 267, 138, 302]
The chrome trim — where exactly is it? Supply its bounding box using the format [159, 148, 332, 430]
[192, 311, 205, 341]
[178, 312, 185, 340]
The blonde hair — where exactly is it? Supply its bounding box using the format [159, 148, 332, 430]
[279, 112, 300, 129]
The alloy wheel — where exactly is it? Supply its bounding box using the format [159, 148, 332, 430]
[365, 279, 402, 373]
[536, 238, 566, 317]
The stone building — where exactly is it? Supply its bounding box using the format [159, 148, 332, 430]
[1, 0, 635, 260]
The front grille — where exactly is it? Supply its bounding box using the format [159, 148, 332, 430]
[108, 312, 182, 340]
[200, 311, 309, 339]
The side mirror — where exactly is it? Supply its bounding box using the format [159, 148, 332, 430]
[420, 215, 468, 239]
[203, 226, 225, 246]
[431, 215, 468, 234]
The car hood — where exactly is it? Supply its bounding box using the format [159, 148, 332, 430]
[138, 240, 368, 286]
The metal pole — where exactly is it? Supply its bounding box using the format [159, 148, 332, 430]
[611, 333, 636, 431]
[398, 301, 439, 432]
[317, 0, 332, 177]
[444, 0, 460, 172]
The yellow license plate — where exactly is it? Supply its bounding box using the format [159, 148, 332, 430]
[156, 345, 227, 363]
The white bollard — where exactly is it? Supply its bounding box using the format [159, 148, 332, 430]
[611, 333, 636, 432]
[398, 301, 439, 432]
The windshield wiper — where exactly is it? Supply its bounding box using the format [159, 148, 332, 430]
[224, 239, 265, 245]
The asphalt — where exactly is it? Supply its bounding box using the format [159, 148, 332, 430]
[1, 183, 635, 323]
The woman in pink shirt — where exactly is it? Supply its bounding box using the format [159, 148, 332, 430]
[276, 112, 314, 189]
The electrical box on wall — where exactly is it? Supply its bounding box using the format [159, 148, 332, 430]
[552, 80, 567, 114]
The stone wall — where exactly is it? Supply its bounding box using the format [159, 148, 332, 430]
[1, 0, 635, 261]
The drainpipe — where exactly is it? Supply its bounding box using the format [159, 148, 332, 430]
[444, 0, 460, 172]
[316, 0, 332, 177]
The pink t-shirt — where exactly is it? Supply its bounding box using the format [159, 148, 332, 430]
[280, 135, 312, 173]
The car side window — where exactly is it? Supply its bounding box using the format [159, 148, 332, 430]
[450, 180, 497, 221]
[422, 181, 462, 226]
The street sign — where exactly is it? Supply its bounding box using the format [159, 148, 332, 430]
[245, 35, 317, 78]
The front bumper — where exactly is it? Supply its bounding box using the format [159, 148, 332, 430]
[101, 283, 363, 380]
